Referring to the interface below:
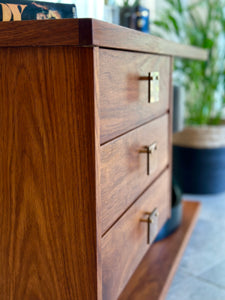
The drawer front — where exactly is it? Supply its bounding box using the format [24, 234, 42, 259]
[102, 170, 171, 300]
[101, 114, 169, 234]
[99, 49, 170, 144]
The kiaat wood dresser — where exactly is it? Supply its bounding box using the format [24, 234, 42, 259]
[0, 19, 207, 300]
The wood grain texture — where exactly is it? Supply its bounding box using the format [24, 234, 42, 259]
[0, 19, 208, 61]
[101, 115, 169, 234]
[102, 170, 171, 300]
[0, 19, 80, 47]
[0, 46, 99, 299]
[91, 19, 208, 60]
[93, 47, 103, 300]
[99, 50, 170, 143]
[119, 201, 201, 300]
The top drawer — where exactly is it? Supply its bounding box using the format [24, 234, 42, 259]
[99, 49, 171, 144]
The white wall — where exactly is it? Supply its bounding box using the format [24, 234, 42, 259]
[41, 0, 104, 19]
[75, 0, 104, 19]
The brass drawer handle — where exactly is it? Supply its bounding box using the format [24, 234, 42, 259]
[141, 208, 159, 244]
[148, 72, 159, 103]
[140, 142, 157, 175]
[139, 72, 159, 103]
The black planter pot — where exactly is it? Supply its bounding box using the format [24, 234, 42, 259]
[173, 146, 225, 194]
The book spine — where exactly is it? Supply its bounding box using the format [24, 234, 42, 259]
[0, 1, 77, 21]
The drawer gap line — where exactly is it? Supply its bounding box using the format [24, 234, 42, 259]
[101, 164, 170, 238]
[100, 110, 170, 146]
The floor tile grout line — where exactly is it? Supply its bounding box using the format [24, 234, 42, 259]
[178, 267, 225, 292]
[180, 253, 225, 279]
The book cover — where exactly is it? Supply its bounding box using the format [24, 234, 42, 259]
[0, 0, 77, 21]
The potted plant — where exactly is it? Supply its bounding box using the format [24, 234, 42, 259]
[154, 0, 225, 194]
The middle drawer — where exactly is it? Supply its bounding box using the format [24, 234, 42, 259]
[101, 114, 169, 234]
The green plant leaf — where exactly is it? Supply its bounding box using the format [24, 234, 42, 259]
[168, 15, 180, 35]
[153, 0, 225, 125]
[176, 0, 183, 14]
[153, 20, 170, 31]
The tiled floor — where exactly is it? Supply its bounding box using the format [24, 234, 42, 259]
[166, 192, 225, 300]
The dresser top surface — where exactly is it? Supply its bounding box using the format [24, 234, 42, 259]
[0, 18, 207, 60]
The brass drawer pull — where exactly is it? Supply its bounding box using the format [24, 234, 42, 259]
[139, 72, 159, 103]
[148, 72, 159, 103]
[140, 142, 157, 175]
[141, 208, 159, 244]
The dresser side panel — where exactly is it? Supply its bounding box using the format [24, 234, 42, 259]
[0, 46, 98, 299]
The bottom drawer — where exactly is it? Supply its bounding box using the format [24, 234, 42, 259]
[102, 169, 171, 300]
